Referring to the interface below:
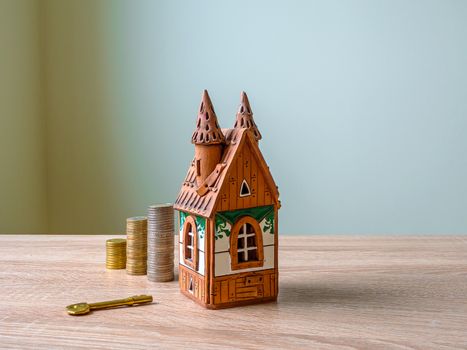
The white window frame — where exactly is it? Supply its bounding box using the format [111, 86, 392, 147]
[239, 179, 251, 197]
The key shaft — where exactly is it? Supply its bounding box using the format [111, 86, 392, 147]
[89, 295, 152, 310]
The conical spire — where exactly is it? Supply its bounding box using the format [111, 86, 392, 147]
[234, 91, 262, 141]
[192, 90, 226, 145]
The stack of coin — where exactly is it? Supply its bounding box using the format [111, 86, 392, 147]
[147, 204, 174, 282]
[126, 216, 148, 275]
[106, 238, 127, 269]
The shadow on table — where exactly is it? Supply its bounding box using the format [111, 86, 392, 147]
[278, 281, 393, 306]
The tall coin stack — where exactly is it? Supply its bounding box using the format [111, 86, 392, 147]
[147, 204, 174, 282]
[106, 238, 126, 269]
[126, 216, 148, 275]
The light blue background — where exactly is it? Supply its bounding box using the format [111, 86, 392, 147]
[115, 0, 467, 234]
[40, 0, 467, 235]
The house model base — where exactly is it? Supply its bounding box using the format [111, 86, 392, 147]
[174, 90, 280, 309]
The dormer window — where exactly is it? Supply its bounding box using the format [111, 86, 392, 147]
[239, 179, 251, 197]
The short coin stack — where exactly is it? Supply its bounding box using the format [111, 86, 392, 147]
[106, 238, 127, 269]
[147, 204, 174, 282]
[126, 216, 148, 275]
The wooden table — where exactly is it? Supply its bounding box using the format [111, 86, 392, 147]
[0, 235, 466, 349]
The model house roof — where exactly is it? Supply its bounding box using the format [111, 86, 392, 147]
[234, 92, 262, 141]
[191, 90, 226, 145]
[174, 127, 279, 218]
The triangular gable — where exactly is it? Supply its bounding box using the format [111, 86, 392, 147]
[212, 129, 280, 214]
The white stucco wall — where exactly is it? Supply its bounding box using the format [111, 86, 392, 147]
[178, 212, 205, 276]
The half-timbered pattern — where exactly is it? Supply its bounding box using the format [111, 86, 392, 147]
[175, 90, 280, 309]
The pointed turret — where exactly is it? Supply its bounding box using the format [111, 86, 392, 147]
[192, 90, 225, 186]
[234, 91, 262, 141]
[192, 90, 225, 145]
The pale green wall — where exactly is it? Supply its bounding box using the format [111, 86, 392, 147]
[2, 1, 467, 234]
[0, 0, 47, 233]
[43, 0, 183, 234]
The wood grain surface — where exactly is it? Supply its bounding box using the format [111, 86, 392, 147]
[0, 235, 466, 349]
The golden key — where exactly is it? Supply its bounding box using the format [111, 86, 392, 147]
[66, 295, 153, 315]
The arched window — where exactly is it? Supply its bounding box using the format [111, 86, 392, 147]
[230, 216, 264, 270]
[183, 216, 198, 270]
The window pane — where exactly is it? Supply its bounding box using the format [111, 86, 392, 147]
[186, 223, 193, 245]
[186, 247, 192, 260]
[240, 180, 251, 197]
[185, 222, 193, 261]
[246, 235, 256, 248]
[247, 249, 257, 261]
[237, 237, 244, 249]
[234, 219, 261, 265]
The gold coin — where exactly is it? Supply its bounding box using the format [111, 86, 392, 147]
[106, 237, 127, 270]
[106, 238, 126, 244]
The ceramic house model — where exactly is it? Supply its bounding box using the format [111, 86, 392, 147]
[174, 90, 280, 309]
